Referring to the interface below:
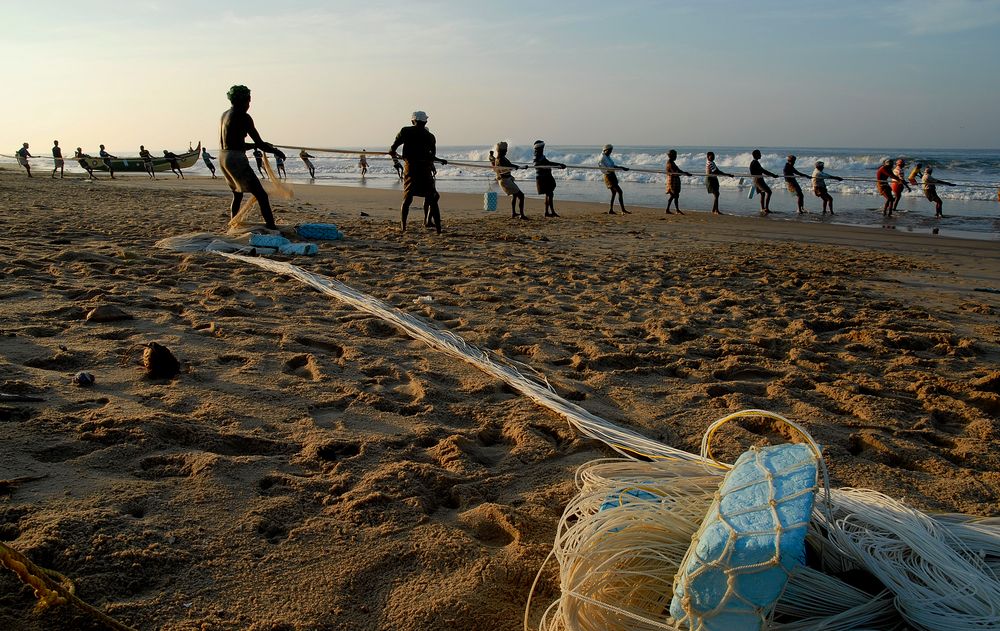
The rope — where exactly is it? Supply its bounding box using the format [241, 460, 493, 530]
[276, 144, 391, 156]
[214, 252, 714, 464]
[0, 542, 137, 631]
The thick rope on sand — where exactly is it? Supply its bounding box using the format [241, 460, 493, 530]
[0, 542, 137, 631]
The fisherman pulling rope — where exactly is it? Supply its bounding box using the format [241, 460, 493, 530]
[388, 110, 447, 234]
[218, 85, 285, 230]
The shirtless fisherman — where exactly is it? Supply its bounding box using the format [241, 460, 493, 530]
[219, 84, 285, 229]
[665, 149, 691, 215]
[783, 155, 811, 214]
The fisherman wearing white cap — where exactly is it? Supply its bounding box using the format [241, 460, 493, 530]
[811, 160, 843, 215]
[494, 141, 526, 219]
[389, 110, 448, 234]
[921, 166, 955, 218]
[599, 144, 630, 215]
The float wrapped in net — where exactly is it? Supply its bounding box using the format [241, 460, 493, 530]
[532, 411, 1000, 631]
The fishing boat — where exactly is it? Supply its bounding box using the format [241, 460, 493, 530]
[79, 142, 202, 173]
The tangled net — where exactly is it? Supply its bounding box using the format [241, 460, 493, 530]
[530, 411, 1000, 631]
[229, 152, 295, 229]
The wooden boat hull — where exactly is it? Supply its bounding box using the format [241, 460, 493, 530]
[80, 142, 202, 173]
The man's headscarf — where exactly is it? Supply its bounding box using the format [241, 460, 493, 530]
[227, 85, 251, 102]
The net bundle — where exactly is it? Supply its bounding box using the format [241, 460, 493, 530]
[532, 412, 1000, 631]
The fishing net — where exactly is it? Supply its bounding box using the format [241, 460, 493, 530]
[530, 414, 1000, 631]
[229, 152, 294, 229]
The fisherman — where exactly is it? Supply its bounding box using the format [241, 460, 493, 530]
[704, 151, 732, 215]
[74, 148, 97, 180]
[600, 144, 630, 215]
[219, 84, 284, 229]
[202, 147, 217, 178]
[532, 140, 566, 218]
[51, 140, 64, 178]
[749, 149, 777, 215]
[139, 145, 156, 179]
[389, 110, 447, 234]
[908, 162, 923, 185]
[783, 155, 811, 214]
[164, 150, 184, 178]
[299, 149, 316, 178]
[423, 162, 438, 227]
[99, 144, 117, 179]
[253, 147, 265, 178]
[876, 158, 907, 216]
[665, 149, 691, 215]
[922, 166, 955, 218]
[359, 151, 368, 177]
[811, 161, 843, 214]
[276, 152, 287, 179]
[890, 158, 910, 212]
[15, 143, 32, 177]
[493, 141, 526, 219]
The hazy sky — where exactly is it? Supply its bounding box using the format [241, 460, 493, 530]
[3, 0, 999, 152]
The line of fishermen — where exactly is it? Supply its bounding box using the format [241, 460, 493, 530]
[13, 141, 194, 181]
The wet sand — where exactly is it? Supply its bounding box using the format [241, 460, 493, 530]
[1, 168, 999, 630]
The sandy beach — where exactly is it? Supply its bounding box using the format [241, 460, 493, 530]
[1, 167, 999, 630]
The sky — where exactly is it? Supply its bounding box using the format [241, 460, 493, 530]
[2, 0, 999, 153]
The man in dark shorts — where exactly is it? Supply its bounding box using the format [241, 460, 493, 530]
[875, 158, 907, 216]
[599, 144, 630, 214]
[164, 150, 184, 178]
[389, 110, 447, 234]
[15, 143, 33, 177]
[749, 149, 777, 215]
[921, 166, 955, 218]
[811, 161, 843, 214]
[783, 155, 811, 214]
[99, 144, 117, 179]
[202, 147, 217, 178]
[218, 84, 284, 229]
[51, 140, 64, 178]
[665, 149, 691, 215]
[253, 147, 265, 178]
[139, 145, 156, 179]
[704, 151, 732, 214]
[74, 148, 97, 179]
[299, 149, 316, 178]
[533, 140, 566, 218]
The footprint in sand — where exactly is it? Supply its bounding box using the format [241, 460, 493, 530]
[283, 354, 322, 381]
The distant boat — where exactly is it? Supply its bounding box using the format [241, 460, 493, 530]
[81, 142, 202, 172]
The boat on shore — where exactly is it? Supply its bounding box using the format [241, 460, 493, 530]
[80, 142, 202, 173]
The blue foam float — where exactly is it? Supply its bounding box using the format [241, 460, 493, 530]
[670, 443, 819, 630]
[296, 223, 343, 240]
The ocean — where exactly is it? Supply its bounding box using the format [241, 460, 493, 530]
[7, 145, 1000, 240]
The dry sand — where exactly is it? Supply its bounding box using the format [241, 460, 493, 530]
[1, 168, 999, 630]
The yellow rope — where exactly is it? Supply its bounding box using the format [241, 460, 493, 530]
[0, 542, 137, 631]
